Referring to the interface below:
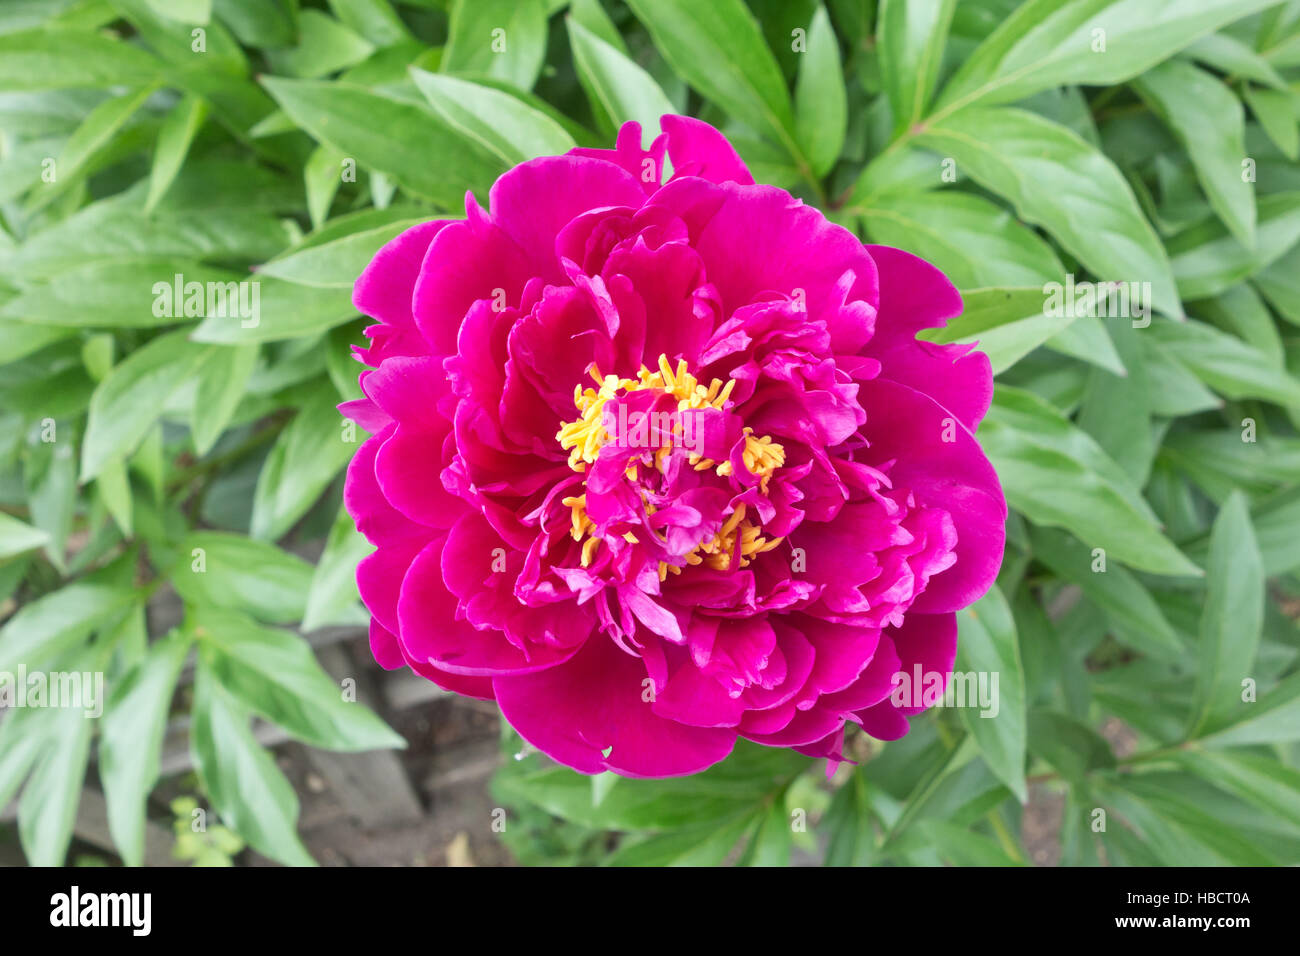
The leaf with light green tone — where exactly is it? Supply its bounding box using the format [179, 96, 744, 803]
[1188, 491, 1263, 738]
[172, 532, 315, 624]
[878, 0, 956, 135]
[411, 70, 575, 167]
[97, 458, 134, 537]
[56, 84, 157, 185]
[259, 219, 421, 289]
[0, 706, 49, 818]
[740, 801, 792, 866]
[328, 0, 411, 48]
[1132, 60, 1254, 246]
[188, 276, 355, 343]
[917, 287, 1076, 375]
[261, 77, 504, 208]
[569, 0, 626, 53]
[1146, 317, 1300, 409]
[18, 692, 94, 865]
[190, 659, 317, 867]
[1245, 85, 1299, 161]
[861, 192, 1064, 288]
[933, 0, 1284, 114]
[916, 107, 1181, 318]
[1177, 750, 1300, 830]
[0, 28, 164, 90]
[0, 512, 50, 560]
[81, 329, 209, 481]
[100, 629, 191, 867]
[303, 504, 371, 631]
[1, 196, 291, 280]
[1201, 670, 1300, 747]
[145, 93, 208, 214]
[1186, 31, 1288, 89]
[442, 0, 547, 90]
[1169, 192, 1300, 299]
[191, 343, 259, 456]
[981, 387, 1200, 578]
[194, 606, 404, 751]
[493, 740, 807, 831]
[265, 9, 374, 79]
[954, 586, 1026, 804]
[304, 143, 345, 231]
[604, 812, 755, 866]
[567, 18, 675, 142]
[1028, 525, 1183, 662]
[987, 385, 1158, 524]
[1027, 710, 1115, 785]
[794, 4, 846, 176]
[24, 436, 77, 571]
[250, 381, 356, 540]
[1254, 241, 1300, 323]
[626, 0, 804, 171]
[1076, 320, 1154, 484]
[1196, 282, 1284, 365]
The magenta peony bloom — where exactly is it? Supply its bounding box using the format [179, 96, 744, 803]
[342, 116, 1006, 777]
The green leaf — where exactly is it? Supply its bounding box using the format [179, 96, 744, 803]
[1028, 525, 1184, 662]
[981, 386, 1201, 577]
[954, 586, 1026, 803]
[740, 801, 792, 866]
[626, 0, 801, 166]
[266, 9, 374, 79]
[794, 4, 846, 176]
[145, 93, 208, 214]
[188, 274, 355, 344]
[302, 504, 371, 631]
[1147, 317, 1300, 408]
[0, 512, 50, 560]
[918, 287, 1077, 374]
[916, 107, 1181, 318]
[82, 329, 209, 481]
[1202, 671, 1300, 747]
[442, 0, 547, 90]
[1177, 750, 1300, 830]
[878, 0, 957, 135]
[862, 192, 1064, 288]
[604, 813, 754, 866]
[56, 84, 157, 185]
[411, 70, 576, 167]
[0, 28, 164, 90]
[933, 0, 1283, 114]
[100, 629, 191, 867]
[567, 18, 675, 141]
[250, 381, 355, 540]
[190, 659, 317, 867]
[18, 698, 94, 865]
[172, 532, 315, 624]
[1169, 191, 1300, 299]
[1186, 32, 1287, 90]
[258, 219, 421, 289]
[1189, 491, 1264, 737]
[0, 577, 137, 674]
[191, 343, 259, 456]
[1245, 85, 1299, 161]
[261, 76, 503, 208]
[1132, 59, 1254, 246]
[194, 606, 404, 751]
[1027, 710, 1115, 784]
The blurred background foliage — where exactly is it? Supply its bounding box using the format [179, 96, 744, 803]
[1, 0, 1300, 866]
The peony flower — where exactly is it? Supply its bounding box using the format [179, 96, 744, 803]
[342, 116, 1006, 777]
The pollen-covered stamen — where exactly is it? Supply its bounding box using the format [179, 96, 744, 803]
[555, 354, 786, 573]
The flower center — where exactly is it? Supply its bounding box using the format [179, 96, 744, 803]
[555, 355, 785, 577]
